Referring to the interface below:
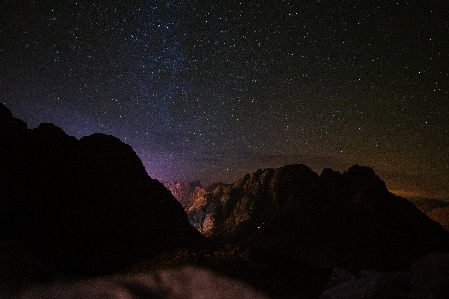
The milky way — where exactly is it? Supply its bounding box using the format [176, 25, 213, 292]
[1, 1, 448, 198]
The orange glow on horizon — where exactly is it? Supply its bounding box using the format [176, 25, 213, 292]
[389, 189, 437, 199]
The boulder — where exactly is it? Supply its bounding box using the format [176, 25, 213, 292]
[16, 266, 271, 299]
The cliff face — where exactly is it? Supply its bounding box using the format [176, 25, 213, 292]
[185, 164, 318, 236]
[0, 103, 204, 278]
[186, 164, 449, 272]
[162, 181, 207, 209]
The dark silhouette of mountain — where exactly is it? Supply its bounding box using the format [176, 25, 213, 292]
[0, 103, 205, 279]
[186, 164, 449, 272]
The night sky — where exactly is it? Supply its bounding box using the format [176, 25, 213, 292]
[1, 1, 448, 199]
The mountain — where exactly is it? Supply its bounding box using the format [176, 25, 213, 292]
[185, 164, 449, 272]
[162, 180, 207, 209]
[0, 103, 204, 279]
[4, 101, 449, 298]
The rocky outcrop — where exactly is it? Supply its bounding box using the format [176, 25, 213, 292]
[163, 180, 207, 209]
[187, 164, 320, 237]
[187, 164, 449, 272]
[0, 103, 204, 279]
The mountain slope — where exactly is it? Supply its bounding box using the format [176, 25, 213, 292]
[187, 164, 449, 272]
[0, 103, 204, 278]
[162, 181, 207, 209]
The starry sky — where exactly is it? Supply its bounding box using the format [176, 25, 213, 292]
[1, 1, 448, 199]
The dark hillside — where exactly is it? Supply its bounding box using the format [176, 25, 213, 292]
[0, 103, 205, 278]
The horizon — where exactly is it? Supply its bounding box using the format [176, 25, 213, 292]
[4, 114, 449, 201]
[3, 113, 448, 201]
[157, 164, 449, 202]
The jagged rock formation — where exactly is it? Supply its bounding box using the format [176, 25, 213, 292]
[163, 180, 207, 209]
[187, 164, 449, 272]
[187, 164, 320, 237]
[0, 103, 204, 279]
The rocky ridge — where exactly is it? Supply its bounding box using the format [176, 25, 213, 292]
[177, 164, 449, 272]
[162, 180, 207, 209]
